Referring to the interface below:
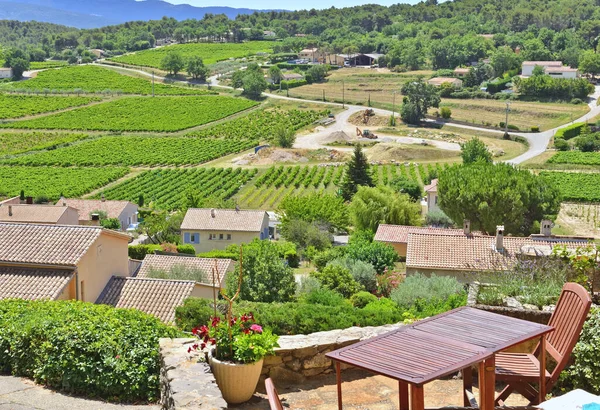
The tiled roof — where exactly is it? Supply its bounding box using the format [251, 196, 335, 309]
[0, 223, 104, 266]
[137, 254, 233, 286]
[96, 276, 196, 323]
[181, 208, 267, 232]
[454, 68, 470, 73]
[545, 66, 578, 72]
[0, 266, 73, 300]
[58, 198, 133, 221]
[0, 204, 76, 224]
[522, 61, 562, 66]
[424, 178, 438, 193]
[374, 224, 472, 244]
[520, 237, 592, 256]
[428, 77, 461, 85]
[406, 232, 528, 271]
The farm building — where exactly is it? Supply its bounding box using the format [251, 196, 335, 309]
[428, 77, 463, 88]
[453, 67, 470, 78]
[0, 67, 13, 79]
[521, 61, 578, 78]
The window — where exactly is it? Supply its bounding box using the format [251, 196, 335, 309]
[227, 234, 232, 240]
[219, 234, 224, 240]
[209, 234, 216, 240]
[191, 234, 196, 243]
[434, 196, 438, 205]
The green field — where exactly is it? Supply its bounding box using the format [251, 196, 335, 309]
[109, 41, 275, 68]
[96, 167, 257, 210]
[547, 152, 600, 166]
[0, 132, 89, 156]
[0, 94, 100, 119]
[541, 171, 600, 202]
[1, 96, 257, 132]
[29, 61, 68, 70]
[3, 65, 211, 95]
[0, 166, 129, 200]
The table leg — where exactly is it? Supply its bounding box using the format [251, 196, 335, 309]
[479, 357, 495, 410]
[410, 384, 424, 410]
[539, 335, 546, 404]
[336, 361, 342, 410]
[399, 381, 409, 410]
[462, 366, 472, 407]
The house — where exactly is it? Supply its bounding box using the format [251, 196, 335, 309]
[374, 222, 478, 258]
[0, 204, 79, 225]
[298, 48, 323, 63]
[58, 197, 138, 230]
[521, 61, 578, 78]
[282, 72, 304, 81]
[180, 208, 270, 254]
[263, 30, 276, 38]
[0, 68, 13, 79]
[0, 223, 130, 302]
[454, 68, 470, 78]
[427, 77, 463, 88]
[136, 254, 235, 295]
[424, 178, 439, 213]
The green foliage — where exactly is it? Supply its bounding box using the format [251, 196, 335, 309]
[391, 274, 465, 308]
[147, 264, 208, 283]
[0, 166, 128, 200]
[349, 185, 422, 232]
[100, 217, 121, 230]
[328, 257, 378, 292]
[2, 96, 257, 132]
[196, 250, 239, 260]
[540, 172, 600, 202]
[226, 239, 296, 303]
[0, 94, 100, 119]
[575, 133, 600, 152]
[274, 123, 296, 148]
[242, 70, 268, 99]
[0, 300, 181, 402]
[186, 56, 209, 81]
[400, 101, 421, 124]
[578, 50, 600, 77]
[268, 65, 282, 83]
[0, 131, 89, 156]
[515, 75, 594, 101]
[311, 264, 363, 298]
[555, 122, 587, 140]
[345, 236, 399, 275]
[548, 152, 600, 166]
[390, 175, 422, 201]
[461, 137, 493, 164]
[278, 192, 349, 231]
[127, 244, 196, 260]
[279, 219, 332, 252]
[340, 144, 374, 201]
[440, 106, 452, 119]
[553, 138, 570, 151]
[305, 64, 329, 83]
[438, 162, 561, 235]
[425, 209, 454, 228]
[350, 291, 378, 308]
[300, 287, 348, 306]
[400, 77, 441, 122]
[160, 51, 185, 75]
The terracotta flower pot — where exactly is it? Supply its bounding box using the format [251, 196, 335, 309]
[209, 353, 264, 404]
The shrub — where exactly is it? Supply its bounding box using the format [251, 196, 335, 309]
[301, 288, 348, 306]
[440, 106, 452, 119]
[507, 124, 519, 130]
[531, 126, 540, 132]
[312, 247, 346, 270]
[554, 138, 570, 151]
[346, 237, 399, 274]
[391, 274, 465, 308]
[571, 98, 583, 105]
[295, 275, 322, 297]
[128, 244, 195, 259]
[0, 300, 181, 402]
[555, 122, 586, 140]
[426, 209, 454, 227]
[363, 297, 400, 313]
[311, 264, 363, 298]
[196, 250, 238, 259]
[328, 257, 378, 293]
[350, 291, 378, 308]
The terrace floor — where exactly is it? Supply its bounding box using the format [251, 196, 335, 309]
[235, 368, 529, 409]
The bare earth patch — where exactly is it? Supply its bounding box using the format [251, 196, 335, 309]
[555, 203, 600, 238]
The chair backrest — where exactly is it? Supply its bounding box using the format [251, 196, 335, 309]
[265, 378, 284, 410]
[545, 282, 592, 384]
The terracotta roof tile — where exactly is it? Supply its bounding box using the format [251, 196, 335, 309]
[58, 199, 134, 221]
[181, 208, 267, 232]
[96, 276, 195, 323]
[137, 254, 233, 286]
[423, 179, 438, 193]
[0, 204, 77, 224]
[374, 224, 475, 244]
[0, 266, 73, 300]
[0, 223, 104, 266]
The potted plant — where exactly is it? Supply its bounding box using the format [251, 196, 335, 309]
[189, 253, 279, 404]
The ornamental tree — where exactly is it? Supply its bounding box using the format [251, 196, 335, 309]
[400, 77, 441, 123]
[461, 137, 493, 164]
[340, 144, 373, 201]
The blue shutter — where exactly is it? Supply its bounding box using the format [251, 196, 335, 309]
[184, 232, 190, 244]
[195, 233, 200, 244]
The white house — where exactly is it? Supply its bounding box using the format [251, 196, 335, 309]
[424, 178, 439, 213]
[0, 68, 13, 79]
[521, 61, 578, 78]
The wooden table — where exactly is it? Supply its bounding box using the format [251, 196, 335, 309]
[326, 307, 554, 410]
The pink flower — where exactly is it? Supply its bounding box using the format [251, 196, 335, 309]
[115, 355, 121, 359]
[250, 324, 263, 333]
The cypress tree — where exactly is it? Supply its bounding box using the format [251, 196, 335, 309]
[340, 144, 373, 201]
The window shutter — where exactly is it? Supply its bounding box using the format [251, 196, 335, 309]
[184, 232, 190, 243]
[195, 233, 200, 244]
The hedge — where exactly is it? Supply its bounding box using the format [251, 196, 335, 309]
[128, 244, 196, 260]
[0, 300, 181, 402]
[268, 79, 308, 90]
[555, 122, 586, 140]
[486, 77, 512, 94]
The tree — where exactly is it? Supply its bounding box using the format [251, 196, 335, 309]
[140, 210, 184, 244]
[226, 239, 296, 303]
[274, 124, 296, 148]
[278, 192, 349, 231]
[340, 144, 373, 201]
[579, 50, 600, 79]
[160, 51, 184, 75]
[241, 70, 267, 99]
[349, 185, 422, 232]
[280, 218, 332, 251]
[438, 163, 561, 236]
[532, 65, 546, 76]
[137, 194, 144, 207]
[101, 218, 122, 230]
[461, 137, 493, 164]
[268, 65, 282, 84]
[400, 101, 421, 124]
[310, 264, 362, 298]
[186, 55, 209, 81]
[490, 46, 520, 76]
[305, 64, 328, 83]
[4, 48, 30, 79]
[390, 175, 422, 202]
[400, 77, 440, 124]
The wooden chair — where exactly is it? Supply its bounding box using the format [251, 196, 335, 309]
[265, 377, 284, 410]
[494, 282, 592, 405]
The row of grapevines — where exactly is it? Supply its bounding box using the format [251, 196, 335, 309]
[1, 96, 258, 132]
[548, 152, 600, 166]
[540, 172, 600, 202]
[256, 165, 341, 189]
[0, 132, 89, 157]
[0, 94, 101, 119]
[97, 167, 257, 210]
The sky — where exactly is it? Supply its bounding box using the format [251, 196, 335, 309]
[166, 0, 421, 11]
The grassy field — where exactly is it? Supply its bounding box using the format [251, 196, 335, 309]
[2, 65, 211, 95]
[0, 94, 101, 119]
[0, 95, 257, 132]
[29, 61, 68, 70]
[109, 41, 275, 68]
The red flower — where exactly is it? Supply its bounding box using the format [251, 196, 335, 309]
[198, 325, 209, 337]
[211, 317, 221, 327]
[200, 342, 206, 350]
[187, 347, 192, 353]
[191, 327, 200, 335]
[209, 338, 216, 345]
[243, 328, 251, 335]
[193, 344, 199, 350]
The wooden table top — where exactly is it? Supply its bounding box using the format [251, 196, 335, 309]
[326, 306, 553, 386]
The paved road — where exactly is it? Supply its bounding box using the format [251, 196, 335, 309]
[0, 376, 158, 410]
[93, 62, 600, 165]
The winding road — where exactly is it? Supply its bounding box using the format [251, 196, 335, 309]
[94, 62, 600, 165]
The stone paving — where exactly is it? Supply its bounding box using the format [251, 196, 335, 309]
[235, 368, 529, 409]
[0, 376, 159, 410]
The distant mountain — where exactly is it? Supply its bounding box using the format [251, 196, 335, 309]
[1, 0, 271, 29]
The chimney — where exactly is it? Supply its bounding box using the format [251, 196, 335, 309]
[540, 219, 552, 237]
[495, 225, 504, 252]
[60, 196, 66, 206]
[101, 194, 105, 203]
[463, 219, 471, 235]
[210, 208, 216, 218]
[91, 213, 100, 226]
[8, 205, 12, 217]
[26, 196, 33, 205]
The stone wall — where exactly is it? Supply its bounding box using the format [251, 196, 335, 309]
[159, 338, 227, 410]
